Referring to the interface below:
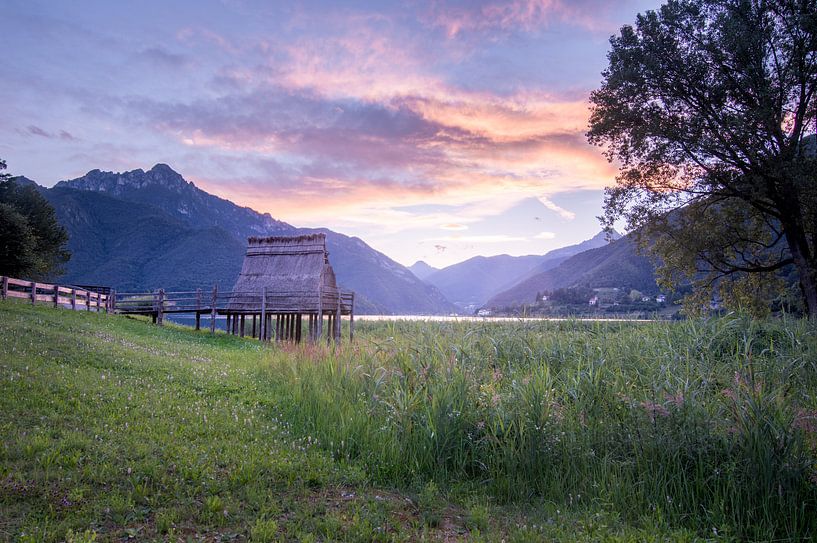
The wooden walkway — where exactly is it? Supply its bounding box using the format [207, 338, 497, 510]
[1, 275, 354, 343]
[113, 286, 355, 343]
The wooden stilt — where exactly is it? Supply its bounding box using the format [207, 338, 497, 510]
[240, 315, 245, 337]
[349, 293, 355, 342]
[195, 289, 202, 330]
[252, 315, 257, 338]
[210, 285, 217, 334]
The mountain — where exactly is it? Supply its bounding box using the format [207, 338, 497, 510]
[39, 164, 455, 314]
[523, 230, 620, 277]
[408, 261, 439, 280]
[485, 235, 657, 308]
[422, 231, 618, 311]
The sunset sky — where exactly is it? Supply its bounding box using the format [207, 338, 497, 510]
[1, 0, 659, 267]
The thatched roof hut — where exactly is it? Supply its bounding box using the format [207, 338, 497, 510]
[228, 233, 349, 314]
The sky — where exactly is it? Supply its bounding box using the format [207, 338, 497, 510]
[0, 0, 660, 268]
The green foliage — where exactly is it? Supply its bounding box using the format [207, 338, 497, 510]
[262, 317, 817, 541]
[0, 202, 38, 276]
[0, 167, 70, 279]
[2, 300, 814, 541]
[588, 1, 817, 316]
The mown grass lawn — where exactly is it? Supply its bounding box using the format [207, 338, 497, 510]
[1, 300, 815, 542]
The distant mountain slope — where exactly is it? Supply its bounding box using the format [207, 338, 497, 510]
[56, 164, 292, 239]
[425, 254, 547, 309]
[408, 261, 439, 280]
[423, 231, 618, 310]
[486, 236, 657, 308]
[42, 165, 455, 314]
[42, 187, 246, 292]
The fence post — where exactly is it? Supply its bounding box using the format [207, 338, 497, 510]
[157, 289, 164, 326]
[30, 281, 36, 305]
[210, 285, 218, 334]
[195, 288, 202, 330]
[109, 289, 116, 313]
[86, 289, 91, 311]
[71, 288, 76, 310]
[1, 276, 8, 300]
[96, 292, 102, 312]
[349, 293, 355, 342]
[54, 284, 60, 308]
[260, 286, 267, 342]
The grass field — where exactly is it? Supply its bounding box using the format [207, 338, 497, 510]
[1, 300, 815, 542]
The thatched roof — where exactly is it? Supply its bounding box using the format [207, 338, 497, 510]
[229, 233, 341, 311]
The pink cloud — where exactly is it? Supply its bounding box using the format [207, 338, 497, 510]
[424, 0, 624, 37]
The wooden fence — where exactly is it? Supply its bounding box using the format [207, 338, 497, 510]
[1, 275, 112, 312]
[0, 275, 354, 343]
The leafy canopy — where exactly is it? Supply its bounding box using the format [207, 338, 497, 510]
[588, 0, 817, 316]
[0, 160, 71, 279]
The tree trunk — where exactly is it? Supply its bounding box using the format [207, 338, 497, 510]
[783, 220, 817, 319]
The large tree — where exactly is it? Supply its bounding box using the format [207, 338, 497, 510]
[0, 160, 71, 280]
[588, 0, 817, 316]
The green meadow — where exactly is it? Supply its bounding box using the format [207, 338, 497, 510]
[1, 300, 816, 542]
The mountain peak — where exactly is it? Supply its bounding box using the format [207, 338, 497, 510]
[57, 164, 190, 194]
[408, 260, 439, 280]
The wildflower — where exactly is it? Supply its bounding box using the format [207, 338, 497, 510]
[641, 400, 670, 422]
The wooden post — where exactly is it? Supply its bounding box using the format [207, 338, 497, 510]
[239, 315, 245, 338]
[349, 293, 355, 342]
[317, 287, 323, 341]
[210, 285, 218, 334]
[252, 315, 257, 338]
[53, 285, 59, 308]
[260, 287, 267, 342]
[71, 288, 77, 310]
[1, 276, 7, 300]
[30, 281, 36, 305]
[86, 289, 91, 311]
[97, 292, 102, 312]
[335, 293, 341, 344]
[156, 289, 164, 326]
[195, 288, 202, 330]
[109, 289, 116, 314]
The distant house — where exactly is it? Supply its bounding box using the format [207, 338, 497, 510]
[228, 233, 354, 342]
[541, 294, 549, 301]
[589, 296, 598, 306]
[656, 294, 667, 303]
[641, 296, 652, 302]
[477, 308, 492, 317]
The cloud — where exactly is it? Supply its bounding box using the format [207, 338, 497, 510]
[534, 231, 556, 239]
[538, 196, 576, 220]
[427, 234, 527, 243]
[424, 0, 627, 37]
[440, 223, 468, 230]
[139, 47, 190, 69]
[27, 125, 51, 138]
[22, 125, 79, 141]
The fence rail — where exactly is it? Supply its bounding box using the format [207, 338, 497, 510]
[1, 275, 354, 343]
[1, 275, 112, 312]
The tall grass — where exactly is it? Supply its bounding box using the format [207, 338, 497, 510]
[259, 316, 817, 540]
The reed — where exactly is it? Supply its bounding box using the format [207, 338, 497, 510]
[260, 315, 817, 540]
